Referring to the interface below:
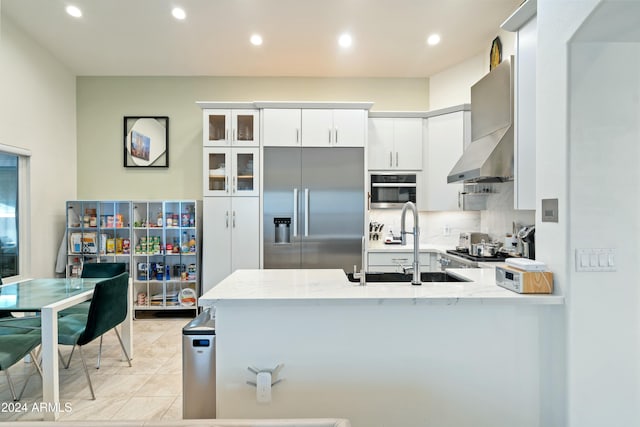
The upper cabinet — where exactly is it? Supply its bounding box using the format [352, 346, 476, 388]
[302, 109, 366, 147]
[502, 2, 537, 210]
[262, 109, 302, 146]
[259, 102, 372, 147]
[368, 116, 422, 170]
[422, 108, 472, 211]
[199, 103, 259, 147]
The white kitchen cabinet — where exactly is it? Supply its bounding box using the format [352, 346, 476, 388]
[302, 109, 366, 147]
[202, 109, 259, 147]
[203, 147, 259, 197]
[202, 197, 259, 293]
[368, 117, 422, 170]
[513, 15, 537, 210]
[262, 108, 302, 146]
[367, 251, 437, 272]
[423, 110, 470, 211]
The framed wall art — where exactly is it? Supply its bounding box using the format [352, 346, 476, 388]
[124, 116, 169, 168]
[489, 36, 502, 71]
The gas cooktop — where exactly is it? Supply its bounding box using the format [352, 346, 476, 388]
[446, 249, 516, 263]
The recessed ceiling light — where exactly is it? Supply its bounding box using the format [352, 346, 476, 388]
[250, 34, 263, 46]
[65, 5, 82, 18]
[172, 7, 186, 20]
[427, 34, 441, 46]
[338, 33, 353, 48]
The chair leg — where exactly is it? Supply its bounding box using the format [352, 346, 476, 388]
[96, 335, 103, 369]
[77, 346, 96, 400]
[62, 345, 76, 369]
[16, 351, 41, 401]
[3, 370, 18, 401]
[114, 328, 132, 367]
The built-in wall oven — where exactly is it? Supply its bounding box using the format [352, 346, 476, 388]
[369, 173, 417, 209]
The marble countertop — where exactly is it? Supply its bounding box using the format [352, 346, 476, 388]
[199, 268, 564, 306]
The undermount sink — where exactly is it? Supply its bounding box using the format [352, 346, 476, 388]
[346, 271, 469, 283]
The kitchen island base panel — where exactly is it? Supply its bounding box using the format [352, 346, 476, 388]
[214, 302, 558, 427]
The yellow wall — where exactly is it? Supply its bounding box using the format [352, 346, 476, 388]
[76, 76, 429, 199]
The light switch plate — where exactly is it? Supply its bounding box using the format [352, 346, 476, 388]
[541, 199, 559, 222]
[575, 248, 616, 272]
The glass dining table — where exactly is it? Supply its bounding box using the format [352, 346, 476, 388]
[0, 277, 134, 420]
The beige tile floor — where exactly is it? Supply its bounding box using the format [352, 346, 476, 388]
[0, 316, 193, 422]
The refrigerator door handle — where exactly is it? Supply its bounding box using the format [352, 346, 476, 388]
[232, 211, 236, 228]
[225, 211, 229, 228]
[293, 188, 299, 237]
[304, 188, 309, 237]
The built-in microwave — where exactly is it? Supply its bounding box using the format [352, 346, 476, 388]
[369, 173, 417, 209]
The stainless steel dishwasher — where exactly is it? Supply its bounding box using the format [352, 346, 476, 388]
[182, 307, 216, 419]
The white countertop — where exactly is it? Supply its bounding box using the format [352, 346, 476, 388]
[199, 268, 564, 306]
[367, 241, 450, 253]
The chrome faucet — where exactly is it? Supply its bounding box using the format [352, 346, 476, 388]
[352, 235, 366, 285]
[400, 201, 421, 285]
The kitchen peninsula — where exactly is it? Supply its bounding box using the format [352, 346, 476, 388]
[200, 268, 563, 427]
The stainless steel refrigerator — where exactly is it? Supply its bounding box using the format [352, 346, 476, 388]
[263, 147, 365, 271]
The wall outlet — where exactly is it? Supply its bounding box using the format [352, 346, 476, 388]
[443, 224, 451, 236]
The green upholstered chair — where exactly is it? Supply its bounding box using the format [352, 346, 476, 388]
[59, 262, 128, 317]
[0, 316, 41, 335]
[59, 262, 128, 369]
[0, 329, 42, 401]
[57, 272, 131, 399]
[80, 262, 128, 279]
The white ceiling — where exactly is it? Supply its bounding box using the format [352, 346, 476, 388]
[2, 0, 523, 77]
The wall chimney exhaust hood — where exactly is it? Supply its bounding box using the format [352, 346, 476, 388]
[448, 56, 514, 184]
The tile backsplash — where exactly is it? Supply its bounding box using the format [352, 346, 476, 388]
[480, 182, 535, 241]
[368, 209, 480, 247]
[369, 182, 535, 247]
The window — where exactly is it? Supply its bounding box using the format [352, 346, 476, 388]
[0, 145, 30, 281]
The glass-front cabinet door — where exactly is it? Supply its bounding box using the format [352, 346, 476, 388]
[203, 110, 231, 146]
[203, 148, 230, 196]
[203, 147, 259, 197]
[232, 148, 259, 197]
[231, 110, 259, 146]
[203, 109, 259, 147]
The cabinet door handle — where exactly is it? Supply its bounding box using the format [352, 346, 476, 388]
[226, 129, 230, 142]
[304, 188, 310, 237]
[225, 176, 229, 193]
[232, 211, 236, 228]
[391, 258, 409, 263]
[233, 128, 237, 142]
[293, 188, 299, 237]
[396, 152, 399, 167]
[458, 191, 462, 209]
[296, 128, 300, 144]
[335, 128, 338, 145]
[233, 176, 237, 193]
[389, 152, 393, 167]
[225, 211, 229, 228]
[328, 129, 332, 144]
